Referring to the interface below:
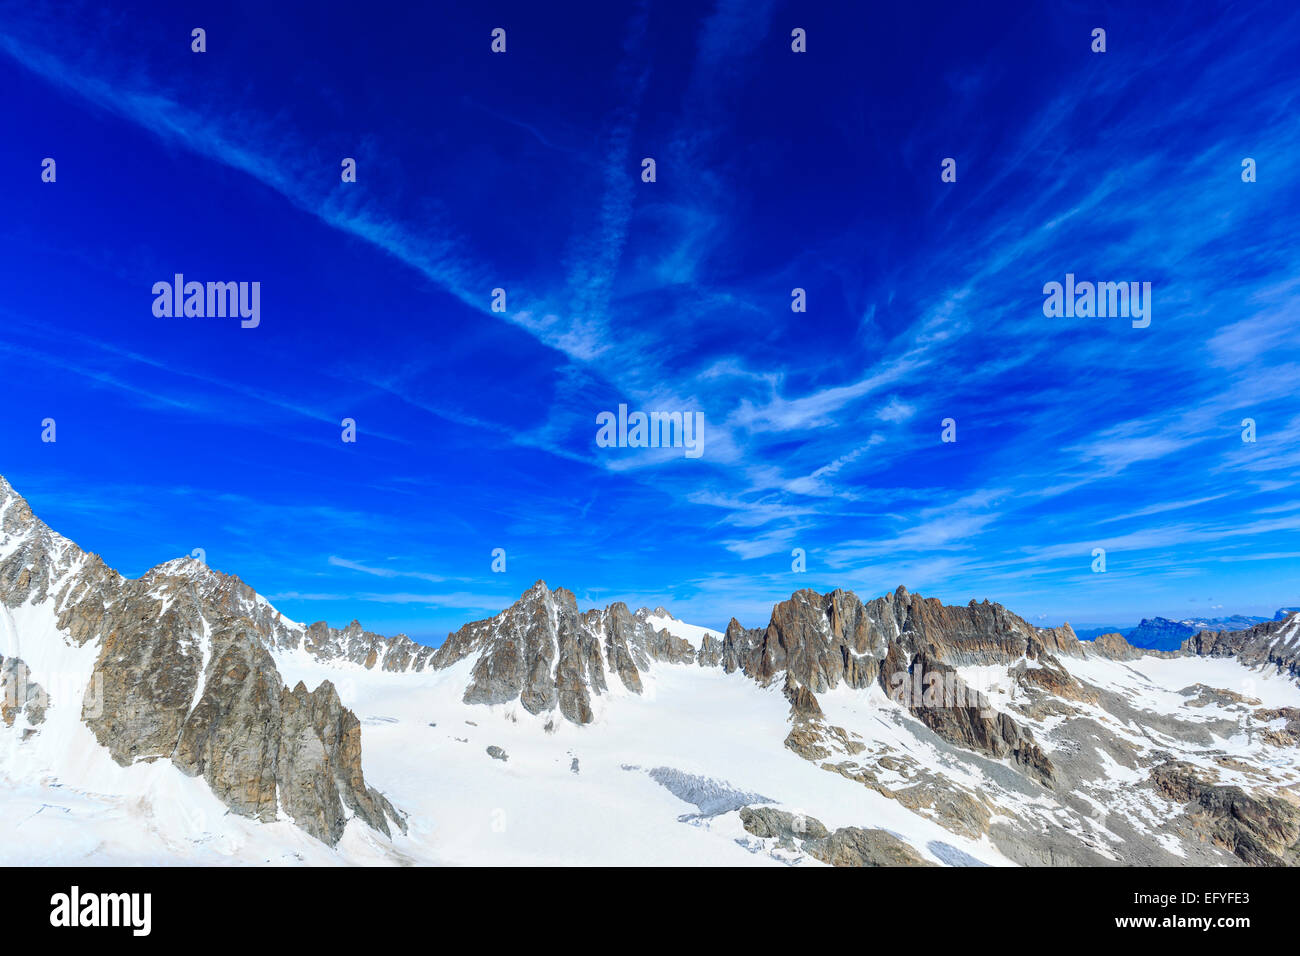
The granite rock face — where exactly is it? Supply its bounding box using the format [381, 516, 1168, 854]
[1151, 760, 1300, 866]
[81, 590, 405, 845]
[436, 581, 715, 724]
[720, 586, 1063, 786]
[896, 652, 1054, 786]
[718, 586, 1103, 691]
[696, 631, 725, 667]
[0, 475, 403, 847]
[453, 583, 608, 723]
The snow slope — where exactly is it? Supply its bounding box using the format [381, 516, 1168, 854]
[264, 641, 1017, 866]
[4, 572, 1299, 866]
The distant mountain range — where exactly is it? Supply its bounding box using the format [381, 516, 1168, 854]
[1073, 610, 1300, 650]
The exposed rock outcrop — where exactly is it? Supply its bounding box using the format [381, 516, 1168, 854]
[724, 586, 1058, 786]
[0, 655, 46, 728]
[435, 583, 716, 724]
[893, 652, 1054, 786]
[1087, 631, 1144, 660]
[783, 673, 823, 717]
[87, 610, 403, 845]
[739, 805, 830, 843]
[696, 630, 724, 667]
[739, 805, 934, 866]
[1, 476, 402, 847]
[807, 826, 937, 867]
[1012, 654, 1098, 704]
[1183, 615, 1300, 684]
[1150, 760, 1300, 866]
[720, 585, 1104, 690]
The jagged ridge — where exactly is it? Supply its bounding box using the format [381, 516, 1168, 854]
[5, 472, 1299, 860]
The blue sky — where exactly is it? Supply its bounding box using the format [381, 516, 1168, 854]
[2, 1, 1298, 642]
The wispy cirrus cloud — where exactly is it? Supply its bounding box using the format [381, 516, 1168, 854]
[327, 556, 452, 584]
[4, 1, 1299, 638]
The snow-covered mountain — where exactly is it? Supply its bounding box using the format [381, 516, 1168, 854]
[1075, 614, 1283, 648]
[3, 474, 1299, 866]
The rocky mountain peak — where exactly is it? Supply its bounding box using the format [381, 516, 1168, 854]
[424, 581, 711, 725]
[519, 578, 560, 602]
[151, 554, 209, 574]
[0, 476, 404, 847]
[0, 473, 19, 507]
[6, 473, 1299, 864]
[0, 476, 63, 547]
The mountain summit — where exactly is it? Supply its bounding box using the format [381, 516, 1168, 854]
[0, 476, 404, 847]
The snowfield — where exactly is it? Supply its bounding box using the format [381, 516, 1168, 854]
[3, 586, 1299, 866]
